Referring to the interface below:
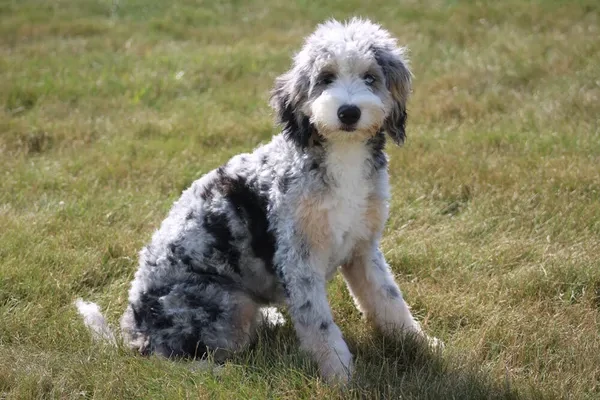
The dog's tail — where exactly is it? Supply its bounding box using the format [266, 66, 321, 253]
[75, 299, 117, 345]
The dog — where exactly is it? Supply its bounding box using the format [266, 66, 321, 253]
[76, 18, 438, 384]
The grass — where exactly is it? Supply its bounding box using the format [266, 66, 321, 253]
[1, 0, 599, 398]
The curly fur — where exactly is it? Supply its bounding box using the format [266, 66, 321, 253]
[76, 18, 438, 384]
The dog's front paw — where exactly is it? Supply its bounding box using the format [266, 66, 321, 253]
[407, 328, 445, 352]
[317, 341, 354, 384]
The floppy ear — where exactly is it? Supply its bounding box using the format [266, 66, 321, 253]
[270, 69, 314, 148]
[373, 46, 412, 145]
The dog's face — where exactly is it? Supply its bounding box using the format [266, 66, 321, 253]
[307, 49, 391, 142]
[271, 18, 412, 148]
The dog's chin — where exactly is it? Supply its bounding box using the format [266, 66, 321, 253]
[318, 125, 380, 143]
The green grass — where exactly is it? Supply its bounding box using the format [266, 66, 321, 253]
[1, 0, 599, 398]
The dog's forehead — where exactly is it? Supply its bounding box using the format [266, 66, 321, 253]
[300, 21, 393, 75]
[311, 42, 376, 75]
[334, 53, 373, 76]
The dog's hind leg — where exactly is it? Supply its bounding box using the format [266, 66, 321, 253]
[122, 280, 261, 361]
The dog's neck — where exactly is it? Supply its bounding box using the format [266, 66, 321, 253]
[324, 140, 371, 186]
[294, 129, 387, 181]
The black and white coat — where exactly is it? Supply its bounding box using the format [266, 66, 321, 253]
[77, 18, 437, 384]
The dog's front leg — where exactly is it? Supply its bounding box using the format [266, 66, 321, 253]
[341, 242, 424, 337]
[278, 254, 353, 383]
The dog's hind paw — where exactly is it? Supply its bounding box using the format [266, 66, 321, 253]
[259, 307, 285, 327]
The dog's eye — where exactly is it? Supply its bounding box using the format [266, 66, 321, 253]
[319, 73, 335, 85]
[364, 74, 376, 86]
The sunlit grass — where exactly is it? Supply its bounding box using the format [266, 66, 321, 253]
[1, 0, 599, 398]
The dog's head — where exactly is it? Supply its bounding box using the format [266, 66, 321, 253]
[271, 18, 412, 148]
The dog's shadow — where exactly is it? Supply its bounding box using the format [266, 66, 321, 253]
[228, 323, 523, 399]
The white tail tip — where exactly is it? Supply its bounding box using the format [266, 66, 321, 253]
[75, 298, 117, 344]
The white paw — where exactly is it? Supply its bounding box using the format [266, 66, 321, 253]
[318, 341, 353, 385]
[385, 322, 444, 351]
[260, 307, 285, 327]
[405, 327, 445, 351]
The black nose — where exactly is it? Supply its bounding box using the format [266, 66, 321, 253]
[337, 105, 361, 125]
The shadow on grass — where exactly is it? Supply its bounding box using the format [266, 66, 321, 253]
[232, 324, 532, 400]
[350, 332, 523, 400]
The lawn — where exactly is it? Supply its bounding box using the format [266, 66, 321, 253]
[1, 0, 599, 398]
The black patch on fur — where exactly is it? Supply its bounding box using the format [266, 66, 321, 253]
[217, 174, 277, 275]
[175, 338, 208, 359]
[153, 338, 208, 360]
[383, 284, 401, 299]
[199, 166, 226, 201]
[132, 286, 172, 332]
[180, 253, 193, 267]
[168, 241, 216, 276]
[137, 283, 226, 359]
[372, 45, 409, 145]
[167, 241, 232, 285]
[271, 78, 321, 149]
[319, 321, 330, 331]
[167, 242, 186, 264]
[202, 209, 241, 275]
[386, 107, 407, 145]
[280, 104, 315, 149]
[367, 130, 387, 172]
[200, 186, 214, 201]
[299, 300, 312, 311]
[183, 288, 224, 323]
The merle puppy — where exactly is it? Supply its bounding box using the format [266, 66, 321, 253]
[77, 18, 438, 384]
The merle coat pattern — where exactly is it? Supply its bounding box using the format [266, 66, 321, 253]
[77, 18, 438, 384]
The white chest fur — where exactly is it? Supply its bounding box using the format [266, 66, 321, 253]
[321, 142, 372, 270]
